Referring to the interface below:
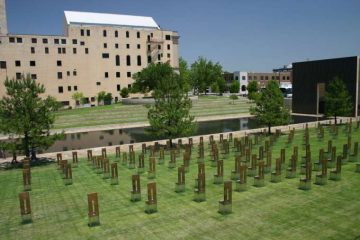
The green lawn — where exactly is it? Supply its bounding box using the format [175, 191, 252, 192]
[0, 124, 359, 239]
[53, 96, 252, 130]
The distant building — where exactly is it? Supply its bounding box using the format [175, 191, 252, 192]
[292, 56, 360, 117]
[223, 66, 292, 95]
[0, 0, 180, 107]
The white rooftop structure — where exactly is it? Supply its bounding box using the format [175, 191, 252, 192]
[64, 11, 160, 29]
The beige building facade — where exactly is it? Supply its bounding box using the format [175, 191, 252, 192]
[0, 2, 179, 107]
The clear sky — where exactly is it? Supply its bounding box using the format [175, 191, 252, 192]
[5, 0, 360, 72]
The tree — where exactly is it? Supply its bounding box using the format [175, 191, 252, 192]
[250, 80, 290, 134]
[72, 92, 85, 107]
[0, 74, 62, 161]
[217, 78, 227, 94]
[324, 77, 353, 125]
[120, 87, 129, 98]
[247, 80, 259, 101]
[179, 57, 191, 93]
[96, 91, 107, 105]
[189, 57, 223, 95]
[146, 71, 195, 147]
[103, 92, 113, 105]
[230, 80, 240, 93]
[132, 63, 174, 93]
[229, 95, 238, 104]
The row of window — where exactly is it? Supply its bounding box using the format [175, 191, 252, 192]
[58, 85, 78, 93]
[248, 75, 291, 81]
[9, 37, 86, 45]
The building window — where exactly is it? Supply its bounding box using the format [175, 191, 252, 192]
[87, 29, 90, 36]
[137, 32, 140, 38]
[68, 86, 72, 91]
[103, 30, 107, 37]
[73, 70, 77, 76]
[57, 72, 63, 79]
[73, 48, 77, 54]
[58, 86, 63, 93]
[147, 56, 151, 64]
[102, 53, 109, 58]
[9, 37, 15, 43]
[42, 38, 48, 44]
[126, 31, 129, 38]
[62, 48, 66, 54]
[126, 55, 131, 66]
[260, 76, 264, 80]
[0, 61, 7, 69]
[248, 76, 252, 80]
[287, 76, 290, 80]
[85, 48, 89, 54]
[137, 44, 141, 49]
[81, 29, 84, 36]
[45, 47, 49, 54]
[80, 41, 85, 46]
[158, 45, 161, 50]
[15, 60, 21, 67]
[54, 39, 59, 44]
[31, 47, 35, 54]
[31, 74, 37, 80]
[74, 86, 78, 91]
[30, 61, 36, 67]
[137, 55, 141, 66]
[242, 76, 246, 80]
[128, 84, 132, 88]
[115, 31, 118, 38]
[147, 45, 151, 51]
[103, 43, 107, 48]
[167, 44, 170, 50]
[126, 44, 130, 49]
[127, 72, 131, 78]
[104, 72, 109, 78]
[72, 39, 77, 44]
[265, 76, 268, 80]
[58, 48, 62, 54]
[61, 39, 66, 44]
[167, 53, 171, 58]
[116, 72, 120, 78]
[276, 76, 279, 80]
[116, 55, 120, 66]
[16, 38, 22, 43]
[115, 43, 119, 48]
[31, 38, 37, 44]
[117, 84, 121, 91]
[158, 54, 161, 61]
[57, 60, 62, 66]
[16, 73, 22, 79]
[96, 82, 101, 86]
[165, 35, 171, 40]
[67, 71, 70, 76]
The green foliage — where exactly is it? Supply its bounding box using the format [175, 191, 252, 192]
[190, 57, 223, 95]
[103, 92, 113, 105]
[0, 74, 62, 159]
[72, 92, 85, 106]
[132, 63, 174, 93]
[229, 94, 238, 104]
[179, 57, 191, 92]
[250, 80, 290, 134]
[120, 87, 130, 98]
[210, 82, 219, 93]
[217, 78, 227, 94]
[96, 91, 107, 104]
[230, 80, 240, 93]
[324, 77, 353, 124]
[247, 80, 259, 101]
[147, 73, 196, 146]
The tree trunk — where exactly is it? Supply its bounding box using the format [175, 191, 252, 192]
[24, 132, 30, 157]
[334, 115, 337, 125]
[268, 124, 271, 135]
[30, 146, 37, 161]
[169, 139, 173, 149]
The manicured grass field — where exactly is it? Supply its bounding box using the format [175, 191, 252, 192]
[0, 123, 359, 239]
[53, 96, 252, 130]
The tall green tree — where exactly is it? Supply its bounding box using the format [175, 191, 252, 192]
[132, 63, 174, 93]
[230, 80, 240, 93]
[0, 74, 62, 160]
[96, 91, 107, 105]
[179, 57, 191, 93]
[145, 71, 195, 147]
[190, 57, 223, 95]
[250, 80, 290, 134]
[247, 80, 259, 101]
[324, 77, 353, 125]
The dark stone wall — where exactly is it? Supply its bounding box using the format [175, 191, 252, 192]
[292, 56, 358, 116]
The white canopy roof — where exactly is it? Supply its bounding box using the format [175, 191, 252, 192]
[64, 11, 160, 29]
